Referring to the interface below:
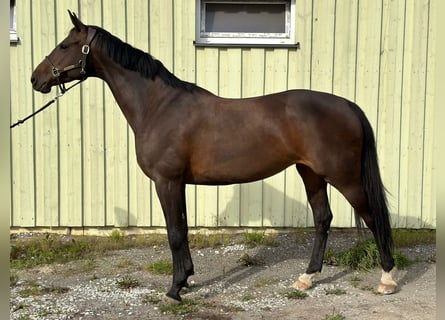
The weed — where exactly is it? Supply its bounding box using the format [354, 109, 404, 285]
[145, 259, 173, 275]
[116, 276, 140, 289]
[281, 290, 308, 299]
[243, 231, 278, 248]
[159, 298, 198, 315]
[324, 239, 412, 271]
[109, 229, 125, 241]
[189, 233, 232, 249]
[142, 293, 162, 304]
[18, 284, 69, 297]
[324, 313, 345, 320]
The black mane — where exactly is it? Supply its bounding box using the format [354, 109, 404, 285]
[92, 26, 197, 92]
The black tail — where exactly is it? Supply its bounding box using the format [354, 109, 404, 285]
[348, 102, 393, 254]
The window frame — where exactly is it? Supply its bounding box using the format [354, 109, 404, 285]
[10, 0, 18, 43]
[194, 0, 298, 47]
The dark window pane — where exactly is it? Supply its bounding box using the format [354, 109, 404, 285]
[205, 3, 286, 33]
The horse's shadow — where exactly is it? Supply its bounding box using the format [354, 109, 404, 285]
[189, 233, 434, 298]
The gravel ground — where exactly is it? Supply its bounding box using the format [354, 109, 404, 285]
[10, 230, 436, 320]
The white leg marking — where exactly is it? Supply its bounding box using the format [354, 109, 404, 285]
[378, 267, 398, 294]
[291, 272, 319, 290]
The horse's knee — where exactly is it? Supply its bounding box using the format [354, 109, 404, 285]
[167, 228, 188, 251]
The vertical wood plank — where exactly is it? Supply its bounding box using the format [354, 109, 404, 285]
[10, 0, 35, 226]
[79, 0, 106, 226]
[218, 48, 242, 226]
[262, 48, 288, 227]
[195, 47, 219, 227]
[285, 0, 313, 227]
[330, 0, 359, 227]
[422, 0, 435, 228]
[399, 0, 430, 228]
[310, 0, 335, 228]
[239, 48, 265, 227]
[56, 0, 83, 226]
[33, 0, 59, 227]
[378, 0, 405, 225]
[103, 0, 130, 227]
[126, 0, 152, 226]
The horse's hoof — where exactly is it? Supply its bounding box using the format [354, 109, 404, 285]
[291, 279, 312, 291]
[163, 295, 182, 305]
[377, 282, 397, 295]
[291, 273, 318, 290]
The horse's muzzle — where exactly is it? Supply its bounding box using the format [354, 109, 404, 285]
[31, 73, 51, 94]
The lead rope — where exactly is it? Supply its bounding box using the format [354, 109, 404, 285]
[10, 79, 84, 129]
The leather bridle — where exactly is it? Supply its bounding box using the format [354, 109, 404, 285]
[45, 27, 97, 94]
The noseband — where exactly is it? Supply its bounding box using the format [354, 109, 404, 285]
[45, 27, 97, 93]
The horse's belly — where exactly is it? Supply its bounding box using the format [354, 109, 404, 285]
[186, 152, 295, 185]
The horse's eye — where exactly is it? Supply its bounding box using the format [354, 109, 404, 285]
[60, 44, 68, 50]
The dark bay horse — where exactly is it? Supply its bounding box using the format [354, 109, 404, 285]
[31, 11, 397, 303]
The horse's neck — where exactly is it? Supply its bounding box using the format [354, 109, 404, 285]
[92, 56, 168, 133]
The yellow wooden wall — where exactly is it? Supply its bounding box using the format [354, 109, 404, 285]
[10, 0, 436, 229]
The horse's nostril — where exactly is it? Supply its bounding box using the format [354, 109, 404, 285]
[30, 75, 36, 85]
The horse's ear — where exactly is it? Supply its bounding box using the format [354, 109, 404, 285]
[68, 10, 86, 32]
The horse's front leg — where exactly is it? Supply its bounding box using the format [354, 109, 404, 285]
[292, 165, 332, 290]
[155, 178, 194, 303]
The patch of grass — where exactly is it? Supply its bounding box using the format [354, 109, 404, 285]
[145, 259, 173, 275]
[393, 251, 414, 268]
[281, 290, 308, 299]
[10, 232, 170, 270]
[18, 284, 69, 298]
[159, 298, 198, 315]
[189, 232, 232, 249]
[323, 308, 345, 320]
[324, 239, 413, 271]
[109, 229, 125, 241]
[242, 231, 278, 248]
[116, 276, 139, 289]
[392, 229, 435, 247]
[324, 313, 345, 320]
[325, 288, 347, 295]
[10, 234, 93, 269]
[142, 293, 162, 304]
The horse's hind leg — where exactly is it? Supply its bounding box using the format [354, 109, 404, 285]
[339, 182, 397, 294]
[292, 164, 333, 290]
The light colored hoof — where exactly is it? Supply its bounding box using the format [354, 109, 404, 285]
[291, 273, 318, 291]
[378, 268, 398, 294]
[378, 282, 397, 295]
[162, 295, 182, 305]
[291, 279, 312, 291]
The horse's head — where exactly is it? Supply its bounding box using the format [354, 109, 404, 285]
[31, 11, 96, 94]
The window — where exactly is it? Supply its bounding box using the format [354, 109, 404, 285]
[195, 0, 297, 47]
[10, 0, 18, 43]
